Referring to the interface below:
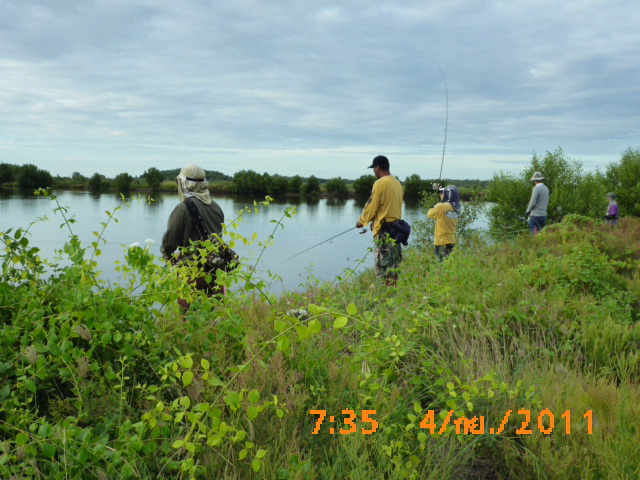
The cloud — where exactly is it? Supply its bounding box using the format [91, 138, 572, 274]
[0, 0, 638, 179]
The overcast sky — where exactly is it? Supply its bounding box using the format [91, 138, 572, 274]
[1, 0, 638, 181]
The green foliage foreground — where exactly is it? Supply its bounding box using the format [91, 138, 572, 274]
[1, 196, 640, 479]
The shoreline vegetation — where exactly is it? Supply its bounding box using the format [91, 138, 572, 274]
[1, 147, 639, 478]
[1, 197, 639, 479]
[0, 161, 488, 200]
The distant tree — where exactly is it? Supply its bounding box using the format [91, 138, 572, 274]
[261, 173, 273, 195]
[606, 147, 640, 216]
[142, 167, 164, 190]
[325, 177, 348, 195]
[352, 174, 376, 196]
[71, 171, 87, 182]
[208, 170, 232, 182]
[403, 174, 431, 198]
[16, 164, 53, 190]
[114, 172, 133, 193]
[231, 170, 268, 194]
[268, 175, 289, 196]
[88, 173, 106, 193]
[0, 163, 16, 185]
[160, 168, 231, 182]
[288, 175, 302, 194]
[304, 175, 321, 195]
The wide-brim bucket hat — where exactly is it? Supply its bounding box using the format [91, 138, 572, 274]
[530, 172, 545, 181]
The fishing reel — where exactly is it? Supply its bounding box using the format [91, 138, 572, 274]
[359, 228, 368, 234]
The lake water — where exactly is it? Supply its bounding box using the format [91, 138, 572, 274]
[0, 190, 487, 294]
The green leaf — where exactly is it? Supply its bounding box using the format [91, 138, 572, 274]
[181, 356, 194, 369]
[41, 443, 56, 459]
[413, 401, 422, 413]
[276, 336, 290, 352]
[201, 358, 210, 371]
[172, 439, 184, 449]
[208, 376, 224, 387]
[295, 325, 309, 340]
[347, 303, 357, 315]
[15, 433, 29, 446]
[24, 379, 36, 393]
[247, 406, 259, 420]
[308, 319, 322, 334]
[224, 391, 243, 411]
[333, 316, 348, 329]
[239, 449, 248, 460]
[182, 371, 194, 387]
[308, 303, 326, 315]
[276, 408, 284, 418]
[256, 449, 267, 459]
[252, 459, 261, 473]
[248, 389, 260, 403]
[274, 319, 287, 333]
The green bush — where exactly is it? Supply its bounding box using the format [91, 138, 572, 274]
[403, 174, 431, 199]
[142, 167, 164, 190]
[324, 177, 348, 195]
[487, 148, 610, 234]
[606, 147, 640, 216]
[16, 164, 53, 191]
[352, 174, 375, 196]
[2, 191, 640, 479]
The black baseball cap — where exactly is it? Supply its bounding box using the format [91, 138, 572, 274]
[368, 155, 390, 169]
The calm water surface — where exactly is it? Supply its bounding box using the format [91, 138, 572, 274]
[0, 190, 486, 293]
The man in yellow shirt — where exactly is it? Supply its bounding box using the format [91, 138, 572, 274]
[356, 155, 405, 286]
[427, 185, 460, 261]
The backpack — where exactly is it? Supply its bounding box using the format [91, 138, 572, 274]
[184, 197, 239, 273]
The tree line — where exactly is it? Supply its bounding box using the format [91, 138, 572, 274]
[0, 162, 488, 198]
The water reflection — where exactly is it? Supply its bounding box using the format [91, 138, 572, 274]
[326, 197, 347, 207]
[0, 190, 486, 294]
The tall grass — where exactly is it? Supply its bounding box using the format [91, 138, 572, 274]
[1, 195, 639, 479]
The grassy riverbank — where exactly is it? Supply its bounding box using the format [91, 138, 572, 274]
[1, 208, 639, 478]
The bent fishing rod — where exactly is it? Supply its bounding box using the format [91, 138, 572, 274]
[280, 226, 364, 264]
[433, 58, 449, 185]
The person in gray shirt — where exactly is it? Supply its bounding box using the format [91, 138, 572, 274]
[525, 172, 549, 236]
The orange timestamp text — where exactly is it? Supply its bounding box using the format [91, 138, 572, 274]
[309, 409, 378, 435]
[420, 408, 593, 435]
[310, 409, 593, 435]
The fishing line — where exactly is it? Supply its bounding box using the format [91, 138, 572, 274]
[280, 226, 359, 264]
[433, 58, 449, 184]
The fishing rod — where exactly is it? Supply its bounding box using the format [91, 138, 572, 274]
[433, 58, 449, 184]
[280, 226, 363, 264]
